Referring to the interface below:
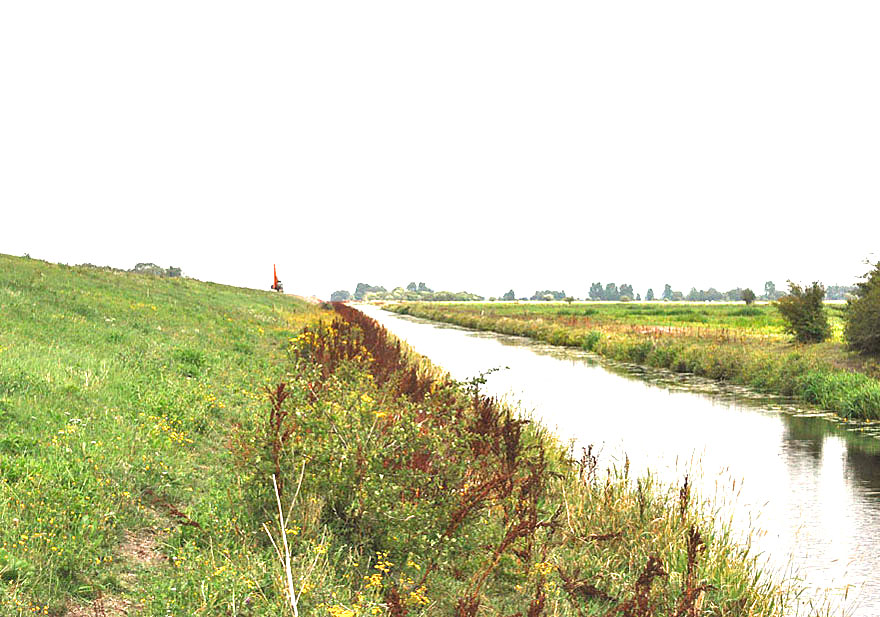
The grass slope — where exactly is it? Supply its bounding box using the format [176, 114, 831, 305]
[0, 254, 313, 615]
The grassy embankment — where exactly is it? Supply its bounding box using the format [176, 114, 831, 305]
[388, 302, 880, 421]
[1, 254, 795, 615]
[0, 254, 316, 615]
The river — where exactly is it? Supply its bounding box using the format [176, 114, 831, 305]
[358, 304, 880, 616]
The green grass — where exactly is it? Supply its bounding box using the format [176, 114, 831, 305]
[0, 254, 315, 615]
[432, 301, 795, 335]
[389, 302, 880, 421]
[0, 255, 803, 615]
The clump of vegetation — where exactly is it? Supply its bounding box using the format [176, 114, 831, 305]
[530, 289, 567, 301]
[774, 281, 831, 343]
[340, 281, 486, 302]
[845, 261, 880, 354]
[742, 288, 756, 305]
[250, 303, 790, 615]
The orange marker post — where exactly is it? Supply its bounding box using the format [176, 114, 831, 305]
[271, 265, 283, 292]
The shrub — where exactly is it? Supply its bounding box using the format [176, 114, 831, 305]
[581, 330, 601, 351]
[845, 261, 880, 354]
[730, 307, 761, 317]
[774, 281, 830, 343]
[742, 288, 756, 305]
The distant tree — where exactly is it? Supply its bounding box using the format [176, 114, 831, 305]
[741, 288, 756, 305]
[646, 288, 655, 301]
[406, 282, 418, 292]
[662, 284, 673, 301]
[417, 282, 432, 292]
[502, 289, 516, 301]
[844, 261, 880, 354]
[671, 291, 684, 301]
[354, 283, 387, 301]
[331, 290, 351, 302]
[705, 288, 722, 302]
[619, 283, 634, 299]
[564, 296, 574, 304]
[531, 290, 566, 301]
[724, 288, 744, 302]
[826, 285, 858, 300]
[165, 266, 182, 278]
[132, 262, 164, 276]
[604, 283, 620, 301]
[686, 287, 701, 302]
[636, 293, 641, 301]
[589, 282, 604, 301]
[775, 281, 830, 343]
[764, 281, 779, 301]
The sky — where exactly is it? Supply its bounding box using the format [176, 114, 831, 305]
[1, 1, 878, 300]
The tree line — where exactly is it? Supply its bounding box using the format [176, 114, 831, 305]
[331, 282, 483, 302]
[492, 281, 856, 303]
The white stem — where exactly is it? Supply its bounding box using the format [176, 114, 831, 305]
[272, 474, 298, 617]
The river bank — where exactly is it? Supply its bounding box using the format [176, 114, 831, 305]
[0, 255, 791, 616]
[305, 304, 793, 615]
[387, 303, 880, 421]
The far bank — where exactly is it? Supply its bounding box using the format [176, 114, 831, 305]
[386, 301, 880, 421]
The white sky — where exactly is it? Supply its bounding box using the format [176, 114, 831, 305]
[1, 1, 877, 300]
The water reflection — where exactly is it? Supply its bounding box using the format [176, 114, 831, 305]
[359, 306, 880, 616]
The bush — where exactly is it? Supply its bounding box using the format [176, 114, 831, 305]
[845, 261, 880, 354]
[774, 281, 830, 343]
[742, 288, 756, 305]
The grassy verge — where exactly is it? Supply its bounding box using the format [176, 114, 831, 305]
[251, 303, 793, 616]
[387, 303, 880, 421]
[1, 255, 794, 615]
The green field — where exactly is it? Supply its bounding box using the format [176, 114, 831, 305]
[389, 302, 880, 420]
[0, 255, 800, 615]
[408, 301, 851, 337]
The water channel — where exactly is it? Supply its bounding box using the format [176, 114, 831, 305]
[358, 305, 880, 616]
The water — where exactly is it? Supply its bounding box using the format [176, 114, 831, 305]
[358, 305, 880, 616]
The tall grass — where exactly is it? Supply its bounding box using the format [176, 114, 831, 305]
[246, 303, 796, 616]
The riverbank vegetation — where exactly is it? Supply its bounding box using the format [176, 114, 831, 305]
[845, 261, 880, 354]
[1, 254, 795, 615]
[387, 302, 880, 421]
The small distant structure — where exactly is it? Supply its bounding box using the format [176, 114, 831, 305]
[270, 264, 283, 293]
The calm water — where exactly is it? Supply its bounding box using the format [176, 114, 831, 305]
[359, 305, 880, 616]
